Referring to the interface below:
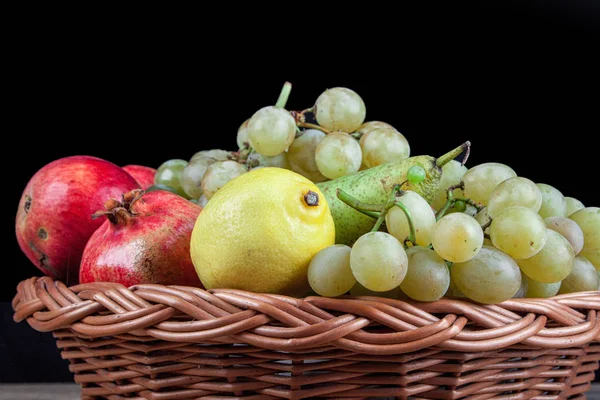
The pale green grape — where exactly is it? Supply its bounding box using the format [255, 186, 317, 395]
[246, 151, 290, 169]
[451, 246, 522, 304]
[569, 207, 600, 269]
[445, 277, 467, 298]
[201, 161, 247, 199]
[315, 87, 366, 133]
[355, 121, 395, 132]
[181, 157, 214, 199]
[385, 191, 436, 246]
[513, 270, 529, 298]
[359, 126, 410, 168]
[308, 245, 356, 297]
[565, 197, 585, 217]
[431, 160, 468, 211]
[350, 282, 406, 299]
[475, 207, 491, 234]
[490, 206, 547, 259]
[236, 119, 250, 149]
[190, 149, 230, 163]
[155, 159, 189, 198]
[315, 132, 362, 179]
[462, 163, 516, 206]
[536, 183, 567, 218]
[431, 213, 484, 263]
[286, 129, 327, 183]
[247, 106, 296, 156]
[487, 177, 542, 218]
[558, 256, 599, 294]
[197, 195, 209, 207]
[524, 275, 561, 298]
[545, 217, 584, 255]
[401, 247, 450, 301]
[350, 232, 408, 292]
[516, 229, 575, 283]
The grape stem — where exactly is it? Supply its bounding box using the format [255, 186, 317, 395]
[435, 141, 471, 168]
[436, 182, 464, 221]
[275, 82, 292, 109]
[370, 185, 402, 233]
[481, 219, 492, 233]
[394, 200, 417, 246]
[453, 197, 485, 213]
[336, 189, 381, 219]
[297, 122, 331, 134]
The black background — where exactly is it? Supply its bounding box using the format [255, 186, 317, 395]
[2, 2, 599, 382]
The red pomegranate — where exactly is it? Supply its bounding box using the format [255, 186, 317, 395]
[15, 156, 140, 284]
[123, 164, 156, 190]
[79, 189, 203, 288]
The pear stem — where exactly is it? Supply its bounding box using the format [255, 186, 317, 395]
[297, 122, 331, 134]
[435, 141, 471, 168]
[275, 82, 292, 109]
[336, 189, 381, 219]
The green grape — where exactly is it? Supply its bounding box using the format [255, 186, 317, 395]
[451, 246, 522, 304]
[315, 132, 362, 179]
[431, 213, 484, 263]
[513, 270, 529, 298]
[197, 194, 209, 207]
[516, 229, 575, 283]
[181, 157, 214, 199]
[246, 151, 290, 169]
[490, 206, 547, 259]
[236, 119, 250, 149]
[407, 165, 426, 184]
[286, 129, 328, 183]
[569, 207, 600, 269]
[462, 162, 517, 206]
[355, 121, 395, 132]
[350, 282, 406, 299]
[565, 197, 585, 217]
[307, 245, 356, 297]
[315, 87, 366, 133]
[475, 207, 491, 234]
[154, 159, 189, 198]
[431, 160, 468, 211]
[201, 161, 247, 199]
[145, 184, 180, 195]
[350, 232, 408, 292]
[190, 149, 230, 163]
[359, 126, 410, 168]
[385, 191, 436, 246]
[247, 106, 296, 156]
[545, 217, 584, 255]
[558, 256, 599, 294]
[524, 275, 561, 298]
[487, 177, 542, 218]
[445, 276, 467, 298]
[400, 247, 450, 302]
[536, 183, 567, 218]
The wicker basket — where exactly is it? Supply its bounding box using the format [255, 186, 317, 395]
[12, 276, 600, 399]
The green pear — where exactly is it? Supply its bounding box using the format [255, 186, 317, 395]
[316, 142, 469, 245]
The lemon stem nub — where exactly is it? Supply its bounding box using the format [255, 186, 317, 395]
[304, 191, 319, 206]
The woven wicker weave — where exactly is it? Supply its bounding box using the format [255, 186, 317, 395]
[12, 276, 600, 399]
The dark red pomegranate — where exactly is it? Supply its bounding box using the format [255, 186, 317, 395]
[15, 156, 140, 284]
[123, 164, 156, 190]
[79, 189, 203, 288]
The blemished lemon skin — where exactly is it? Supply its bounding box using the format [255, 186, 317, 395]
[190, 167, 335, 297]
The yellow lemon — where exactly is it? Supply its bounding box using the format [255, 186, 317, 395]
[190, 167, 335, 296]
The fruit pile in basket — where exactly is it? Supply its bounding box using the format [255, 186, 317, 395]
[15, 83, 599, 306]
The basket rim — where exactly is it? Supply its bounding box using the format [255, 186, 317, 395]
[12, 276, 600, 356]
